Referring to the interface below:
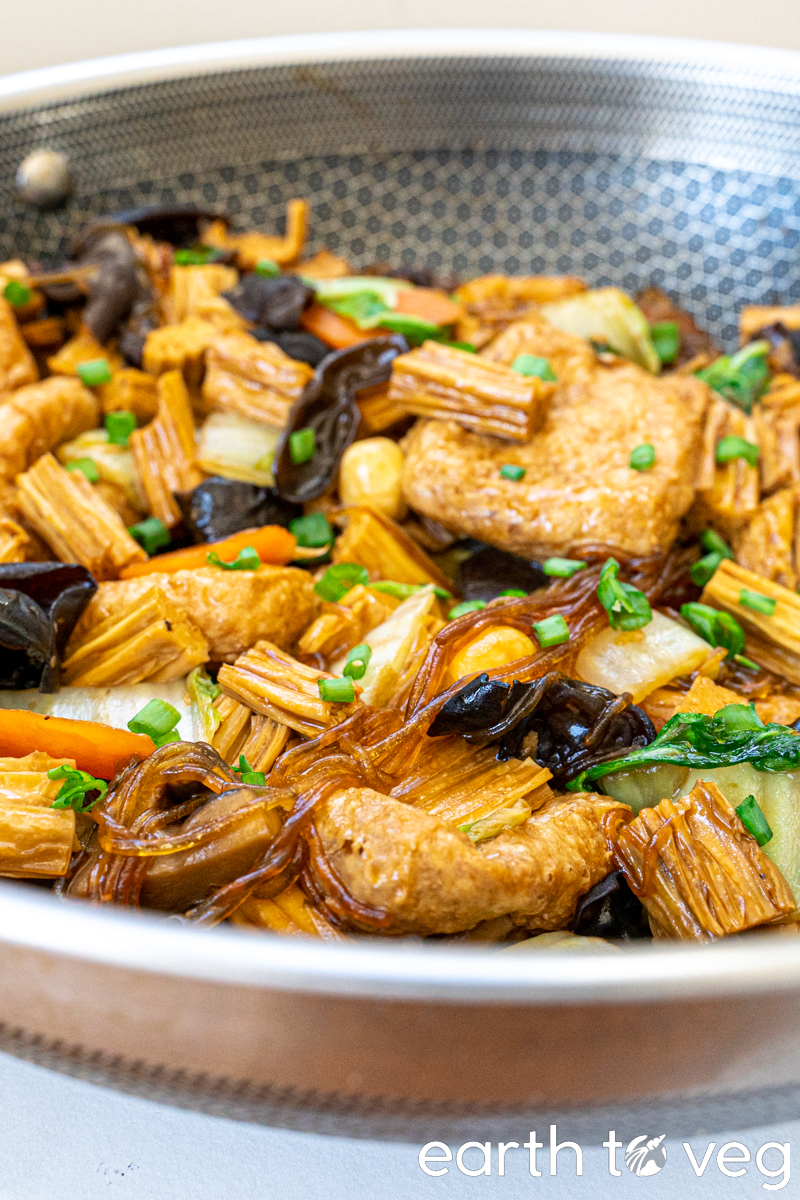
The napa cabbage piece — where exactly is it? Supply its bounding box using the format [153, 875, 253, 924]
[540, 287, 660, 373]
[330, 584, 438, 707]
[0, 680, 202, 742]
[575, 610, 712, 703]
[196, 411, 280, 485]
[590, 710, 800, 900]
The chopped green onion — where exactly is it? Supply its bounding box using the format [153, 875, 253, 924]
[370, 580, 452, 601]
[343, 642, 372, 680]
[735, 793, 773, 846]
[499, 588, 527, 597]
[105, 410, 136, 446]
[207, 546, 261, 571]
[254, 259, 280, 277]
[598, 558, 652, 631]
[290, 512, 333, 549]
[48, 765, 107, 813]
[700, 528, 734, 559]
[715, 435, 759, 468]
[127, 698, 182, 746]
[681, 602, 746, 659]
[318, 677, 355, 703]
[3, 279, 30, 307]
[173, 247, 222, 266]
[511, 354, 557, 381]
[500, 464, 526, 482]
[448, 600, 487, 619]
[314, 562, 369, 602]
[532, 614, 570, 647]
[128, 516, 170, 556]
[629, 443, 656, 471]
[690, 551, 725, 588]
[739, 588, 776, 615]
[290, 427, 316, 465]
[734, 654, 759, 671]
[696, 340, 770, 414]
[443, 340, 477, 353]
[650, 321, 680, 366]
[542, 557, 587, 578]
[66, 458, 100, 484]
[232, 754, 266, 786]
[76, 358, 113, 387]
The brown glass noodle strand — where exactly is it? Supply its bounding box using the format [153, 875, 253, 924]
[301, 822, 395, 931]
[185, 771, 363, 925]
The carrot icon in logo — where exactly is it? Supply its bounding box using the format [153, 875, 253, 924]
[624, 1134, 667, 1176]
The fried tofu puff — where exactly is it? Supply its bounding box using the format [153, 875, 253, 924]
[314, 788, 625, 935]
[401, 315, 709, 560]
[67, 565, 319, 662]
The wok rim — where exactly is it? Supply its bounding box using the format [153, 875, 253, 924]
[3, 878, 800, 1004]
[1, 29, 800, 113]
[1, 29, 800, 1007]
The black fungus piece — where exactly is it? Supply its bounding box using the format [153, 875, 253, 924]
[457, 546, 548, 602]
[175, 478, 301, 544]
[427, 673, 512, 736]
[571, 871, 651, 940]
[275, 334, 409, 504]
[428, 671, 655, 786]
[0, 563, 97, 692]
[82, 206, 226, 248]
[252, 328, 330, 368]
[223, 274, 314, 330]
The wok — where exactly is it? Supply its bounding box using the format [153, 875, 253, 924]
[2, 29, 800, 1112]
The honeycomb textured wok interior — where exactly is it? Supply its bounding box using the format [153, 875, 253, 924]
[1, 55, 800, 347]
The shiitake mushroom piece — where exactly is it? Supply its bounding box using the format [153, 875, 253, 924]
[223, 273, 314, 330]
[571, 871, 651, 940]
[428, 671, 655, 786]
[0, 562, 97, 692]
[274, 334, 408, 504]
[175, 478, 301, 544]
[251, 328, 330, 367]
[72, 227, 155, 345]
[457, 545, 548, 601]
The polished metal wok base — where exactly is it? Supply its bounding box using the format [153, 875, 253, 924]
[2, 32, 800, 1108]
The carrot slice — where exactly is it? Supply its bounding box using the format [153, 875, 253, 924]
[0, 710, 154, 779]
[120, 525, 297, 580]
[299, 303, 384, 349]
[393, 288, 462, 327]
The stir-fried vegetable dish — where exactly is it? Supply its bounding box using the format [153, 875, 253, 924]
[4, 195, 800, 948]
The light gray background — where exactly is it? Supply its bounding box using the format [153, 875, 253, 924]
[3, 5, 800, 1195]
[0, 1, 799, 76]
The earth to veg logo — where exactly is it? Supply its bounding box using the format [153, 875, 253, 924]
[624, 1134, 667, 1177]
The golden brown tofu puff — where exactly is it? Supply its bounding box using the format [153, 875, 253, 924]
[0, 376, 99, 479]
[481, 310, 598, 397]
[314, 787, 624, 936]
[0, 296, 38, 393]
[68, 565, 319, 663]
[401, 362, 709, 560]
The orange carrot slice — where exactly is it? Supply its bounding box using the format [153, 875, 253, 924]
[299, 303, 384, 349]
[0, 710, 154, 779]
[120, 525, 297, 580]
[393, 288, 462, 327]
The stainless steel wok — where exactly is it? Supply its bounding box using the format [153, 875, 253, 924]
[2, 30, 800, 1113]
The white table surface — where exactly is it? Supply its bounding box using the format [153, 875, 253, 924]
[2, 1042, 799, 1198]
